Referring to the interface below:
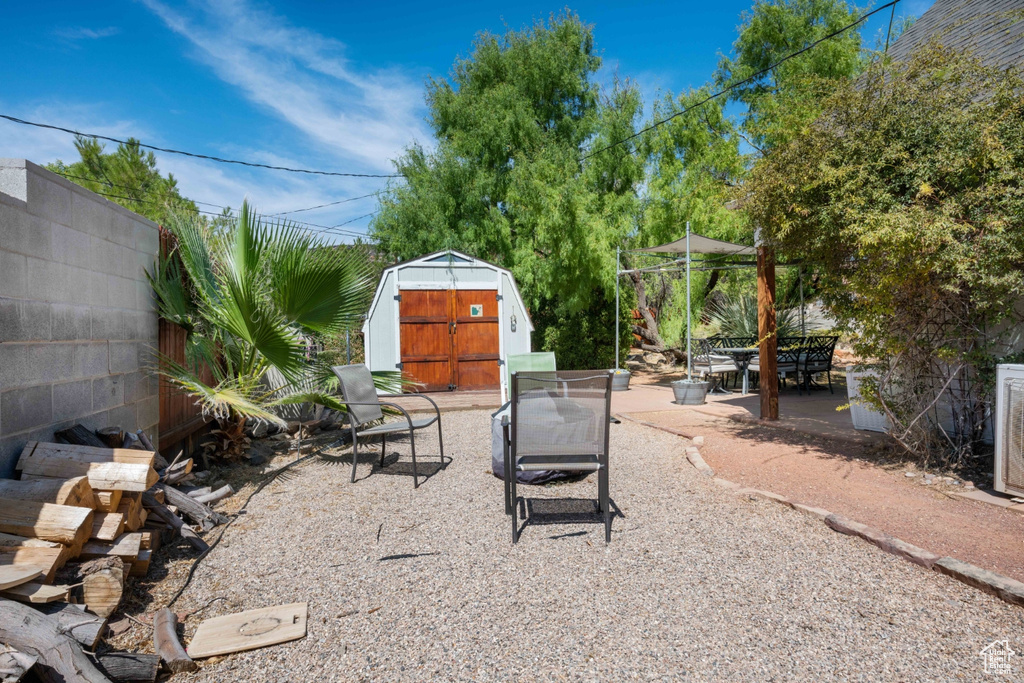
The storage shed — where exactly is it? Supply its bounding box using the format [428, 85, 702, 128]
[362, 250, 533, 394]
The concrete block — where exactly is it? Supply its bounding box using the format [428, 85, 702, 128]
[76, 409, 110, 433]
[123, 310, 156, 341]
[0, 199, 52, 259]
[51, 222, 92, 269]
[106, 403, 138, 432]
[0, 342, 75, 388]
[137, 394, 159, 428]
[107, 275, 136, 310]
[137, 343, 158, 373]
[0, 160, 28, 202]
[71, 189, 114, 239]
[50, 303, 92, 341]
[87, 270, 109, 307]
[126, 246, 155, 282]
[92, 375, 124, 411]
[72, 341, 108, 379]
[90, 235, 122, 276]
[109, 212, 135, 248]
[122, 371, 143, 404]
[52, 378, 93, 422]
[825, 514, 941, 569]
[133, 219, 159, 256]
[0, 250, 27, 298]
[109, 341, 139, 373]
[67, 266, 95, 306]
[26, 168, 72, 226]
[1, 384, 53, 434]
[25, 257, 67, 303]
[0, 297, 51, 342]
[135, 279, 155, 312]
[91, 307, 122, 341]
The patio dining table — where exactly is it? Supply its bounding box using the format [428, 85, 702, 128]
[717, 347, 759, 395]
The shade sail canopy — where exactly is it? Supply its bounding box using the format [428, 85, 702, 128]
[637, 233, 756, 256]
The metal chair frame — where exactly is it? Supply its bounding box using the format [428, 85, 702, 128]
[502, 370, 613, 544]
[800, 335, 839, 394]
[332, 364, 444, 488]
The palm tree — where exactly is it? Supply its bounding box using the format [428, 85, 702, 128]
[149, 200, 387, 458]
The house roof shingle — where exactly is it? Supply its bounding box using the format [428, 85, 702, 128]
[887, 0, 1024, 72]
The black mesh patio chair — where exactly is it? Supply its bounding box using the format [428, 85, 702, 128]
[748, 337, 807, 393]
[800, 335, 839, 393]
[332, 364, 444, 488]
[501, 370, 613, 544]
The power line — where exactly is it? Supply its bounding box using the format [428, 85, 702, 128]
[332, 211, 376, 228]
[581, 0, 901, 161]
[267, 192, 379, 217]
[0, 113, 403, 178]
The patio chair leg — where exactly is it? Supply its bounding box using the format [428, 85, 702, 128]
[827, 370, 833, 394]
[510, 465, 520, 544]
[380, 433, 387, 468]
[410, 429, 419, 489]
[502, 426, 512, 516]
[437, 417, 445, 466]
[350, 425, 359, 483]
[600, 466, 611, 543]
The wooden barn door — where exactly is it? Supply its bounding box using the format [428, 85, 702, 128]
[452, 290, 501, 390]
[398, 290, 453, 391]
[398, 289, 501, 391]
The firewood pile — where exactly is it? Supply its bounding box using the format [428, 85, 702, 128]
[0, 424, 237, 682]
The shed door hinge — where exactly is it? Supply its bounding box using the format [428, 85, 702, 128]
[495, 293, 503, 301]
[394, 294, 402, 302]
[497, 359, 505, 366]
[396, 362, 403, 370]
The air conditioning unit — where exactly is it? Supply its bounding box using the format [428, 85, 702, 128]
[994, 364, 1024, 497]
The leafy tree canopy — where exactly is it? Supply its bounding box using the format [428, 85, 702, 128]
[48, 135, 201, 226]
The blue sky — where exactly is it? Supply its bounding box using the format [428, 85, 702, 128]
[0, 0, 934, 241]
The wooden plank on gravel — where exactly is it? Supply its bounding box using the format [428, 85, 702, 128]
[91, 512, 126, 541]
[0, 498, 93, 547]
[186, 602, 308, 658]
[0, 476, 96, 508]
[0, 581, 70, 603]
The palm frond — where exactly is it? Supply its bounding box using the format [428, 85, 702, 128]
[160, 356, 287, 428]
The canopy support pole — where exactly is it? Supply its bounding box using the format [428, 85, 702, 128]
[686, 222, 692, 380]
[615, 246, 621, 371]
[799, 266, 806, 336]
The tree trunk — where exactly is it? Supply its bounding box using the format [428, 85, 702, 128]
[0, 598, 111, 682]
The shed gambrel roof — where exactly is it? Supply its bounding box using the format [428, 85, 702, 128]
[887, 0, 1024, 71]
[362, 249, 534, 332]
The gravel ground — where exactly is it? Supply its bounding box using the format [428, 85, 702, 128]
[175, 410, 1024, 682]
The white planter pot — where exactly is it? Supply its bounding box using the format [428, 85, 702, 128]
[846, 366, 891, 433]
[611, 370, 631, 392]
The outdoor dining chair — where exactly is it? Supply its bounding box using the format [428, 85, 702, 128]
[332, 364, 444, 488]
[800, 335, 839, 393]
[501, 370, 614, 543]
[692, 338, 740, 392]
[748, 337, 806, 393]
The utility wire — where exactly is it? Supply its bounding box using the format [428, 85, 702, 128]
[0, 113, 403, 178]
[581, 0, 901, 161]
[268, 191, 380, 217]
[332, 211, 376, 228]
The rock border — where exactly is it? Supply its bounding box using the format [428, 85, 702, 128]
[617, 412, 1024, 609]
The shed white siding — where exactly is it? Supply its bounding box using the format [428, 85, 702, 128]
[362, 250, 533, 385]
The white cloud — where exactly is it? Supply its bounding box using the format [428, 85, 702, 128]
[54, 26, 121, 41]
[139, 0, 430, 172]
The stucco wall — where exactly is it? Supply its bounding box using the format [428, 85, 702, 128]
[0, 158, 160, 477]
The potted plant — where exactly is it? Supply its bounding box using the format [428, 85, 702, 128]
[672, 378, 709, 405]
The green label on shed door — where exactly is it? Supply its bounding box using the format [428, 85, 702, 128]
[469, 304, 483, 317]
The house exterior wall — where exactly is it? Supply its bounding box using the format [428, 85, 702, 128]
[0, 159, 160, 477]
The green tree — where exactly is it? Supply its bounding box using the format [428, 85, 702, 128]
[48, 136, 200, 225]
[372, 13, 641, 368]
[747, 44, 1024, 463]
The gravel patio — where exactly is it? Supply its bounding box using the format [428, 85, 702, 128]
[175, 411, 1024, 682]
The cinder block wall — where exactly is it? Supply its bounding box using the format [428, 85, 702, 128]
[0, 158, 160, 477]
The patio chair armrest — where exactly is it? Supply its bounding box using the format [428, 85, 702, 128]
[377, 392, 442, 420]
[337, 401, 416, 431]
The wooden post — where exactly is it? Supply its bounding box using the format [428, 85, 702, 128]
[757, 245, 779, 420]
